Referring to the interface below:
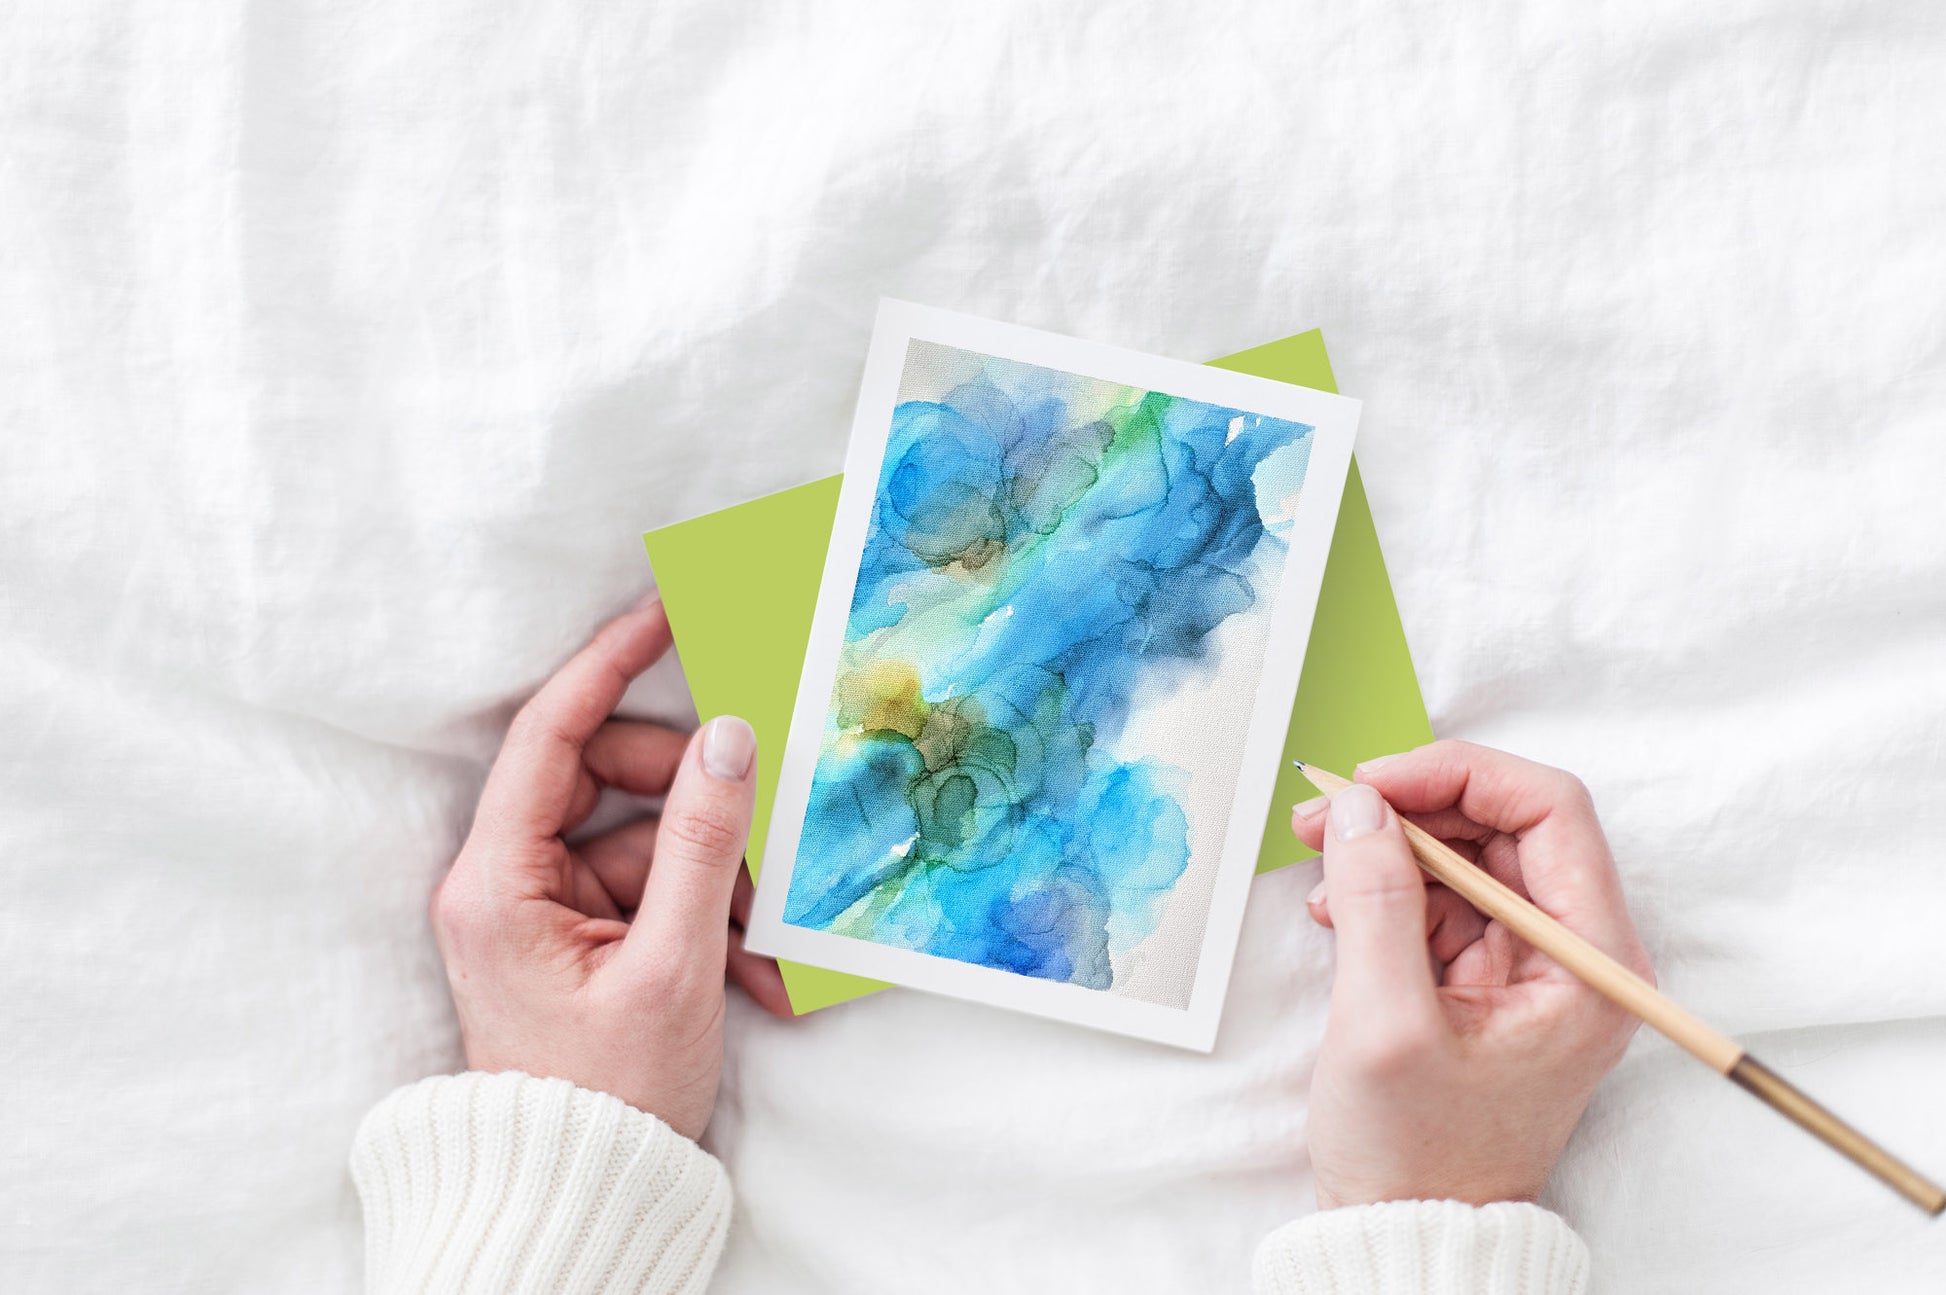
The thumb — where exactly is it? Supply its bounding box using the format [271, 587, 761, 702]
[625, 716, 757, 973]
[1320, 783, 1440, 1022]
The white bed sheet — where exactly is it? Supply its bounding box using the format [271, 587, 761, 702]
[3, 2, 1943, 1290]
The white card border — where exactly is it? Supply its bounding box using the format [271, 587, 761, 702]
[743, 300, 1360, 1051]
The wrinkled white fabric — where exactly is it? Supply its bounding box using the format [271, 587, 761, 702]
[2, 2, 1943, 1291]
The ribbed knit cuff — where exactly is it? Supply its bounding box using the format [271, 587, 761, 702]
[1252, 1200, 1590, 1295]
[350, 1071, 732, 1295]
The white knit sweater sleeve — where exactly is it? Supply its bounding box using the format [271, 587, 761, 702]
[1252, 1200, 1590, 1295]
[350, 1071, 732, 1294]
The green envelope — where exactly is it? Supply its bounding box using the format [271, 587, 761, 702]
[643, 329, 1431, 1013]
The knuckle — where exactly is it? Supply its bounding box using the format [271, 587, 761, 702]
[1556, 770, 1594, 807]
[507, 704, 570, 754]
[1578, 1000, 1642, 1065]
[429, 874, 484, 943]
[1417, 739, 1480, 789]
[1539, 982, 1639, 1054]
[504, 702, 546, 745]
[1331, 865, 1425, 910]
[661, 801, 747, 861]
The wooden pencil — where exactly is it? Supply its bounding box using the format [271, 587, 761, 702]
[1295, 760, 1945, 1217]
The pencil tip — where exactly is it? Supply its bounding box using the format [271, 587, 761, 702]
[1291, 759, 1307, 771]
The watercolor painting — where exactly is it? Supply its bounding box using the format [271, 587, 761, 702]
[778, 337, 1318, 1009]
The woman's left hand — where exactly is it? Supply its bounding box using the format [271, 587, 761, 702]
[428, 600, 791, 1141]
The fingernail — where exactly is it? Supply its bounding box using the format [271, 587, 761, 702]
[1307, 879, 1327, 905]
[1331, 783, 1387, 840]
[1292, 796, 1329, 821]
[703, 716, 756, 781]
[1354, 753, 1400, 776]
[633, 588, 663, 612]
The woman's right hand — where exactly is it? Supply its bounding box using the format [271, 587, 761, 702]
[1289, 740, 1654, 1209]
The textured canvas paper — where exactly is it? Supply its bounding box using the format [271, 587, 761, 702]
[744, 302, 1359, 1048]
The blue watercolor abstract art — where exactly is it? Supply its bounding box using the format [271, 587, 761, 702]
[782, 339, 1315, 1007]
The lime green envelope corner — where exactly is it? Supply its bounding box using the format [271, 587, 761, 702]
[642, 329, 1432, 1014]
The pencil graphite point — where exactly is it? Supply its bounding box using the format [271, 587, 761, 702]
[1291, 759, 1307, 771]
